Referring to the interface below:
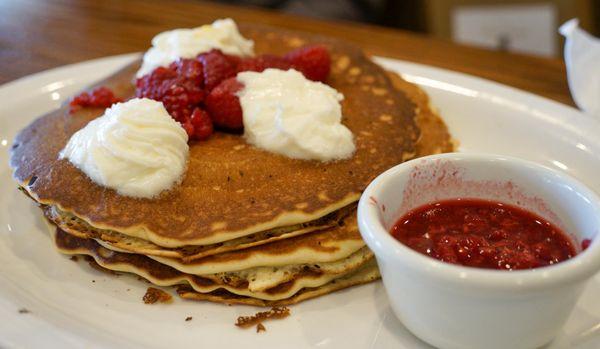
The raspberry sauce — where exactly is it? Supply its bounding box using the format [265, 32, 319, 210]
[390, 199, 578, 270]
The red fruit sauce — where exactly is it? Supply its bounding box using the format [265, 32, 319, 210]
[390, 199, 580, 270]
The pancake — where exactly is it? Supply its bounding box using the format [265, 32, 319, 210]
[91, 235, 372, 293]
[37, 68, 452, 262]
[77, 71, 453, 303]
[94, 212, 364, 275]
[385, 71, 455, 156]
[176, 261, 380, 307]
[51, 226, 375, 300]
[43, 203, 353, 261]
[10, 24, 420, 248]
[11, 22, 456, 307]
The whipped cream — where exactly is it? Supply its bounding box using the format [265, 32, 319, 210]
[237, 69, 355, 161]
[59, 98, 189, 198]
[137, 18, 254, 77]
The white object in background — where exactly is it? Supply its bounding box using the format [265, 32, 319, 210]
[560, 19, 600, 118]
[452, 4, 557, 57]
[358, 153, 600, 349]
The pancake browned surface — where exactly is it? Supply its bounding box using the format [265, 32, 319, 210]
[35, 70, 452, 268]
[12, 22, 456, 307]
[145, 213, 364, 275]
[176, 261, 380, 307]
[43, 202, 354, 261]
[52, 226, 376, 301]
[385, 71, 454, 156]
[82, 212, 365, 276]
[10, 25, 420, 248]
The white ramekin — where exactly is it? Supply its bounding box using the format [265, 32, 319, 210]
[357, 153, 600, 349]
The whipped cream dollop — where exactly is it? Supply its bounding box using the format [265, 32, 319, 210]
[137, 18, 254, 77]
[237, 69, 355, 161]
[59, 98, 189, 198]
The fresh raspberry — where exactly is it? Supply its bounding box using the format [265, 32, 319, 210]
[69, 86, 121, 113]
[284, 45, 331, 82]
[135, 59, 204, 123]
[190, 108, 214, 140]
[180, 120, 194, 137]
[223, 54, 242, 68]
[169, 59, 204, 85]
[197, 49, 237, 91]
[237, 54, 292, 73]
[205, 77, 244, 130]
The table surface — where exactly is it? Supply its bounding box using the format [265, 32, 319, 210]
[0, 0, 574, 106]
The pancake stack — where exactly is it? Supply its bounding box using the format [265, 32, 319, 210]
[10, 25, 453, 306]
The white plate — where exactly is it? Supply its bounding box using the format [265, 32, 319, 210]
[1, 54, 599, 348]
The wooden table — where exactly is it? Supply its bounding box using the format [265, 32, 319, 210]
[0, 0, 574, 106]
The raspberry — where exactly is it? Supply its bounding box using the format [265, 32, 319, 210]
[223, 54, 242, 68]
[181, 120, 195, 138]
[135, 59, 204, 123]
[190, 108, 214, 140]
[284, 45, 331, 82]
[69, 86, 121, 113]
[237, 55, 292, 73]
[132, 46, 332, 142]
[169, 59, 204, 85]
[197, 49, 237, 91]
[205, 77, 244, 130]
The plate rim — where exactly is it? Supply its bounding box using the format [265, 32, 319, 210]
[1, 54, 599, 349]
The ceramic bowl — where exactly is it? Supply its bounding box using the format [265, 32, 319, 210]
[357, 153, 600, 349]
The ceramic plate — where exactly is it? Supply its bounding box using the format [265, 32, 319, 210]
[1, 54, 599, 348]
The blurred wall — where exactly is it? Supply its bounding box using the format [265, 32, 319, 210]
[216, 0, 599, 57]
[424, 0, 598, 57]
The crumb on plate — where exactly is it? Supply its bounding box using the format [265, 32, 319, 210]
[256, 323, 266, 333]
[235, 306, 290, 329]
[143, 287, 173, 304]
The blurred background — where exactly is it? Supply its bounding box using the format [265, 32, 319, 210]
[217, 0, 600, 57]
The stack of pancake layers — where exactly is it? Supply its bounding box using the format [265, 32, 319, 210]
[10, 25, 453, 306]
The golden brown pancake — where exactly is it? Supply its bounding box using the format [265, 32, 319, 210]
[385, 71, 455, 156]
[34, 69, 453, 264]
[12, 22, 455, 307]
[67, 68, 453, 304]
[176, 261, 380, 306]
[43, 203, 354, 261]
[51, 226, 375, 301]
[89, 212, 365, 275]
[10, 25, 420, 248]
